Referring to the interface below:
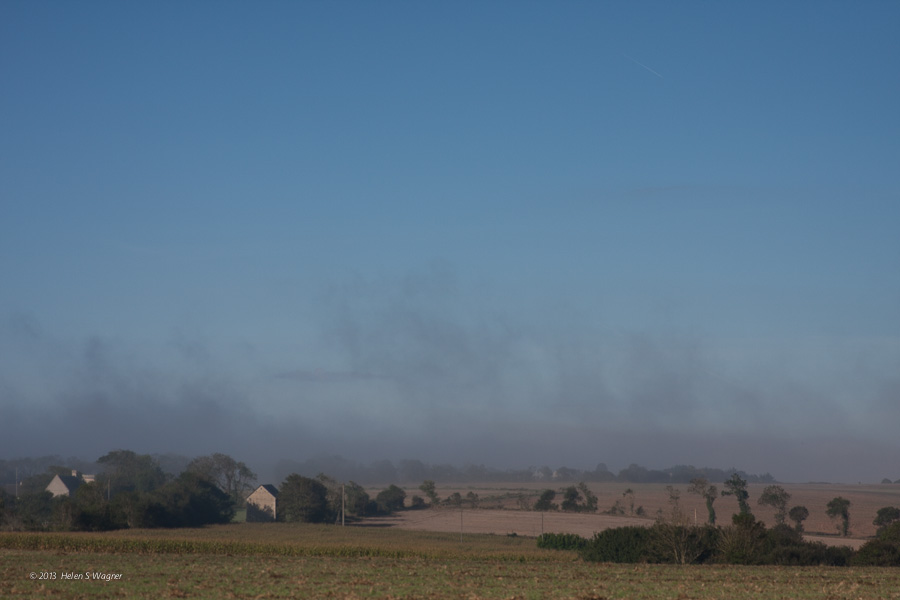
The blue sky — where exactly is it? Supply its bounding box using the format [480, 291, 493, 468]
[2, 1, 899, 482]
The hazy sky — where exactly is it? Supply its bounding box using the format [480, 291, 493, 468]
[2, 1, 898, 483]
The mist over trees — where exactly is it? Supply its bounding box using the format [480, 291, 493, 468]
[1, 452, 789, 493]
[269, 457, 775, 486]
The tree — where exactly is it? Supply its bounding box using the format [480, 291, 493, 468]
[721, 473, 751, 516]
[278, 474, 329, 523]
[873, 506, 900, 534]
[758, 485, 791, 525]
[343, 481, 371, 517]
[561, 486, 582, 512]
[578, 482, 598, 512]
[652, 486, 713, 565]
[534, 489, 556, 511]
[152, 472, 235, 527]
[826, 497, 851, 537]
[315, 473, 347, 522]
[788, 505, 810, 533]
[185, 453, 256, 504]
[623, 488, 636, 515]
[72, 482, 113, 531]
[11, 492, 54, 530]
[419, 480, 439, 505]
[96, 450, 167, 496]
[688, 477, 718, 525]
[375, 484, 406, 513]
[608, 499, 626, 515]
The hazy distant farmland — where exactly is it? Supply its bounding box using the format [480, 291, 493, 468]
[368, 481, 900, 542]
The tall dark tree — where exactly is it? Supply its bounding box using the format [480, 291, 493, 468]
[72, 482, 113, 530]
[874, 506, 900, 534]
[826, 497, 852, 537]
[578, 482, 598, 512]
[186, 453, 256, 504]
[278, 474, 329, 523]
[534, 489, 556, 511]
[419, 480, 439, 505]
[688, 477, 718, 525]
[152, 472, 235, 527]
[343, 481, 371, 517]
[623, 488, 636, 515]
[10, 491, 54, 531]
[96, 450, 167, 496]
[721, 473, 751, 516]
[788, 505, 810, 533]
[758, 485, 791, 525]
[561, 486, 582, 512]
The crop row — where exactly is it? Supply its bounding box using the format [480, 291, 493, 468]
[0, 530, 558, 563]
[0, 532, 425, 559]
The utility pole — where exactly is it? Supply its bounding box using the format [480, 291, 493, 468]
[459, 506, 463, 543]
[341, 484, 345, 527]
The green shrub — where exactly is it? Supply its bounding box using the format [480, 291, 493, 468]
[853, 539, 900, 566]
[536, 532, 587, 551]
[650, 523, 719, 564]
[853, 522, 900, 566]
[579, 527, 656, 563]
[768, 541, 853, 566]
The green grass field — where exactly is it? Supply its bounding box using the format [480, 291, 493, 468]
[2, 524, 899, 599]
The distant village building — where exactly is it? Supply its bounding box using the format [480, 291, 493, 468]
[46, 470, 95, 497]
[246, 484, 279, 522]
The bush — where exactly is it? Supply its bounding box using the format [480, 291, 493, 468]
[767, 540, 853, 566]
[853, 539, 900, 566]
[853, 521, 900, 566]
[536, 532, 587, 551]
[716, 514, 768, 565]
[651, 523, 719, 564]
[879, 521, 900, 543]
[533, 489, 556, 511]
[579, 527, 656, 563]
[375, 485, 406, 514]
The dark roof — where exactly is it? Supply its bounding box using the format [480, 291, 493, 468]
[256, 484, 279, 497]
[56, 474, 83, 492]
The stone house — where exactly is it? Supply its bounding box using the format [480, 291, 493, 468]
[246, 484, 279, 522]
[46, 470, 95, 497]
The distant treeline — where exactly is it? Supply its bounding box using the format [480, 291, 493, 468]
[272, 456, 777, 486]
[0, 454, 779, 490]
[0, 451, 407, 532]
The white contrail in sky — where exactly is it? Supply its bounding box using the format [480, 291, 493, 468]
[622, 53, 663, 78]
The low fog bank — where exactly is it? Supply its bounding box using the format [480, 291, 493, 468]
[2, 295, 899, 486]
[2, 398, 898, 484]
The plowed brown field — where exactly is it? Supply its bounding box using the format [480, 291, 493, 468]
[362, 481, 900, 549]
